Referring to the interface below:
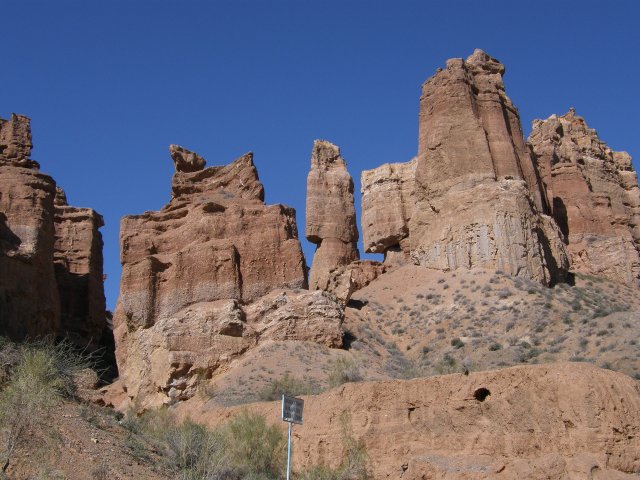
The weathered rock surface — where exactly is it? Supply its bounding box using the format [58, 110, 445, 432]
[306, 140, 359, 289]
[361, 157, 416, 259]
[321, 260, 387, 305]
[0, 114, 60, 338]
[113, 288, 343, 407]
[529, 109, 640, 285]
[1, 114, 107, 346]
[197, 363, 640, 479]
[409, 50, 568, 284]
[54, 188, 107, 347]
[114, 146, 344, 406]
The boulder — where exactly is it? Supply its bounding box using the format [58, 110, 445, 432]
[361, 157, 416, 259]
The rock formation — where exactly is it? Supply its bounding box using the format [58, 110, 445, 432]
[54, 187, 107, 346]
[529, 109, 640, 285]
[201, 362, 640, 479]
[361, 157, 416, 262]
[306, 140, 359, 289]
[0, 114, 107, 346]
[0, 114, 60, 339]
[410, 50, 569, 284]
[113, 145, 344, 407]
[359, 50, 571, 284]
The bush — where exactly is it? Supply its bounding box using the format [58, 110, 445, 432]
[298, 413, 371, 480]
[258, 374, 319, 402]
[328, 358, 362, 388]
[450, 338, 464, 349]
[0, 339, 90, 472]
[223, 411, 285, 478]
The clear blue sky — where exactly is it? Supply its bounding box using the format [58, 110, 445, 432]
[2, 1, 638, 309]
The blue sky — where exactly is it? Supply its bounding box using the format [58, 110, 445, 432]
[2, 1, 638, 309]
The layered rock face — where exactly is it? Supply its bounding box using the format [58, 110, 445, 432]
[114, 146, 344, 406]
[204, 363, 640, 479]
[409, 50, 568, 283]
[361, 157, 416, 261]
[0, 114, 106, 346]
[54, 188, 107, 346]
[0, 114, 60, 338]
[306, 140, 359, 289]
[529, 109, 640, 285]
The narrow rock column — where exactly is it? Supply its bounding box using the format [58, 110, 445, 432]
[305, 140, 359, 290]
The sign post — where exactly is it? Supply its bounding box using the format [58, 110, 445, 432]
[282, 394, 304, 480]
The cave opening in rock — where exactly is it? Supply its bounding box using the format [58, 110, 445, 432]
[473, 387, 491, 402]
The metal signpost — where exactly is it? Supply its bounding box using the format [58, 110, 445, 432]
[282, 394, 304, 480]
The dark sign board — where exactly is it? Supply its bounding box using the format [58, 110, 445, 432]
[282, 394, 304, 425]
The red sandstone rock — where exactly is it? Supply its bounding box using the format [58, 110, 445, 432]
[194, 362, 640, 479]
[306, 140, 359, 289]
[529, 109, 640, 285]
[54, 188, 107, 347]
[113, 146, 342, 406]
[361, 157, 416, 259]
[0, 114, 107, 346]
[409, 50, 568, 284]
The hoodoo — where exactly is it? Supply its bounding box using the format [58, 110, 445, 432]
[305, 140, 359, 289]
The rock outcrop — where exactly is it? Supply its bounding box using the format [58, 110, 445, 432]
[199, 362, 640, 479]
[113, 146, 345, 407]
[0, 114, 60, 339]
[54, 187, 107, 346]
[529, 109, 640, 285]
[306, 140, 359, 289]
[360, 50, 569, 283]
[1, 114, 107, 346]
[361, 157, 416, 261]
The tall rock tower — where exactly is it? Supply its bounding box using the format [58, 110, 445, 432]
[306, 140, 359, 289]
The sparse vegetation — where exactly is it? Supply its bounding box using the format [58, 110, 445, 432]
[0, 338, 91, 473]
[258, 374, 319, 401]
[328, 358, 362, 388]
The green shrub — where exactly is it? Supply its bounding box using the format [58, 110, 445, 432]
[224, 410, 285, 478]
[0, 339, 90, 472]
[258, 374, 319, 401]
[328, 358, 362, 388]
[450, 338, 464, 349]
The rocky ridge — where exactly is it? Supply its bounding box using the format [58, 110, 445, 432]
[529, 109, 640, 285]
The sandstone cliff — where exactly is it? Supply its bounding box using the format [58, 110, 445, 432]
[0, 114, 106, 346]
[113, 146, 344, 407]
[0, 114, 60, 339]
[306, 140, 359, 290]
[410, 50, 568, 284]
[529, 109, 640, 285]
[54, 187, 107, 347]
